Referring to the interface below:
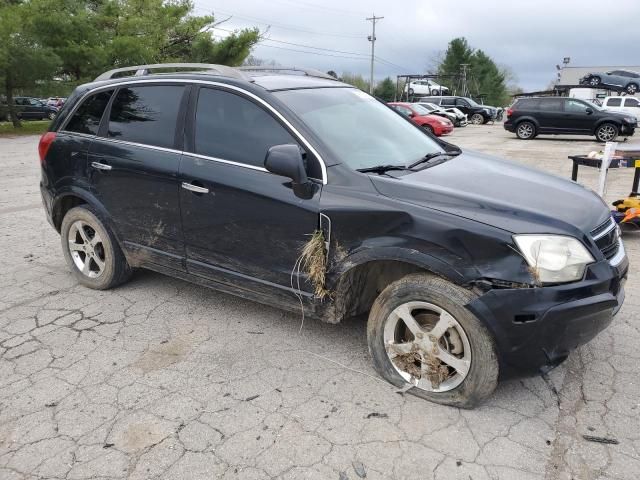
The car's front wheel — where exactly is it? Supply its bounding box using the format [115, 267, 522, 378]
[367, 274, 499, 408]
[589, 76, 601, 86]
[470, 113, 484, 125]
[516, 121, 536, 140]
[47, 111, 56, 120]
[423, 124, 435, 135]
[61, 205, 132, 290]
[595, 123, 619, 142]
[626, 83, 638, 95]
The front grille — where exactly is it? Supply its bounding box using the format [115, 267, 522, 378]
[590, 218, 619, 260]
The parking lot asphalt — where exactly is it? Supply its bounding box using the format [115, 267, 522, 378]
[1, 125, 639, 480]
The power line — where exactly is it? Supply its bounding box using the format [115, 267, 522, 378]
[267, 0, 367, 16]
[194, 6, 365, 39]
[256, 43, 370, 60]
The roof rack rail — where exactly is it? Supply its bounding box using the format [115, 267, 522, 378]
[94, 63, 248, 82]
[237, 66, 336, 81]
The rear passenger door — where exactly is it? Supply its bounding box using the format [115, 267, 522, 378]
[535, 98, 564, 132]
[88, 83, 188, 270]
[179, 86, 321, 292]
[623, 97, 640, 120]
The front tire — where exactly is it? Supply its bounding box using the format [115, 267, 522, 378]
[367, 274, 499, 408]
[423, 124, 435, 135]
[47, 112, 56, 120]
[516, 121, 536, 140]
[470, 113, 484, 125]
[61, 205, 132, 290]
[595, 123, 618, 142]
[589, 76, 601, 86]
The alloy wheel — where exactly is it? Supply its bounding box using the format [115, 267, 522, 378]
[627, 84, 638, 95]
[383, 301, 471, 392]
[67, 220, 106, 278]
[589, 77, 600, 86]
[517, 123, 534, 139]
[597, 125, 616, 142]
[470, 113, 483, 125]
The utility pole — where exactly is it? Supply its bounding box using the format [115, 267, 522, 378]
[366, 14, 383, 94]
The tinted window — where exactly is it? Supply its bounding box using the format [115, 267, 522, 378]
[441, 98, 455, 106]
[516, 99, 540, 109]
[393, 105, 413, 116]
[537, 98, 563, 112]
[565, 99, 589, 113]
[624, 98, 640, 107]
[108, 85, 184, 149]
[66, 90, 113, 135]
[455, 98, 470, 107]
[607, 98, 622, 107]
[194, 88, 298, 169]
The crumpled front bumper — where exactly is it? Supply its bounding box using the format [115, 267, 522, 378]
[466, 252, 628, 376]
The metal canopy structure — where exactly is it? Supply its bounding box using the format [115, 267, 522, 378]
[394, 74, 459, 102]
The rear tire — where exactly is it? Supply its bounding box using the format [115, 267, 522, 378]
[595, 123, 618, 142]
[470, 113, 484, 125]
[626, 83, 638, 95]
[61, 205, 132, 290]
[516, 121, 536, 140]
[589, 76, 601, 87]
[47, 112, 56, 120]
[367, 274, 499, 408]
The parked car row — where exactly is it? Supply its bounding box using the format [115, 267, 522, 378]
[504, 96, 637, 142]
[0, 96, 61, 121]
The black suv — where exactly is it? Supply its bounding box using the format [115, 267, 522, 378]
[40, 63, 627, 407]
[504, 97, 637, 142]
[2, 97, 58, 121]
[418, 95, 497, 124]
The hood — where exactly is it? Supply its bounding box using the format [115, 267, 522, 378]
[370, 150, 610, 235]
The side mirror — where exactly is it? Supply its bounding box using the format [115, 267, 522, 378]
[586, 107, 593, 114]
[265, 144, 308, 185]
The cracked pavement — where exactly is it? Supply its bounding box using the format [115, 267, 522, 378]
[1, 126, 639, 479]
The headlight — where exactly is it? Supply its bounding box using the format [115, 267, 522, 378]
[439, 119, 450, 125]
[624, 117, 636, 124]
[513, 235, 594, 284]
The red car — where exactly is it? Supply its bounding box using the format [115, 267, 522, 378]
[388, 102, 454, 136]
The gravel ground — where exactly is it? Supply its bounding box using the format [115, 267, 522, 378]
[1, 124, 639, 480]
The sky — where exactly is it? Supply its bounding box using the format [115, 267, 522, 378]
[193, 0, 640, 91]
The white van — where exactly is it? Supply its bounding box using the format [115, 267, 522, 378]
[602, 96, 640, 121]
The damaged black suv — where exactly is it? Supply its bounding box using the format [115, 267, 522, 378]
[40, 63, 628, 407]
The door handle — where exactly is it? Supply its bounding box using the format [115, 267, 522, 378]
[181, 182, 209, 194]
[91, 161, 112, 171]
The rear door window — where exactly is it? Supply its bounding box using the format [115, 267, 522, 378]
[65, 90, 113, 135]
[193, 87, 301, 170]
[538, 99, 563, 112]
[108, 85, 184, 149]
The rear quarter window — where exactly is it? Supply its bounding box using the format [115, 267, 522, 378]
[515, 99, 540, 110]
[65, 90, 113, 135]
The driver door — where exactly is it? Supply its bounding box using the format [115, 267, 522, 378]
[179, 86, 322, 293]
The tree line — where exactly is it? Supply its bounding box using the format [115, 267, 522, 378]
[0, 0, 259, 126]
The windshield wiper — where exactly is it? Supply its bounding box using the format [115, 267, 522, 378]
[357, 164, 409, 174]
[407, 150, 461, 169]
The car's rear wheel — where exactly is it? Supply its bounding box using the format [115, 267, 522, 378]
[595, 123, 618, 142]
[470, 113, 484, 125]
[47, 112, 56, 120]
[626, 83, 638, 95]
[367, 274, 499, 408]
[61, 205, 132, 290]
[423, 124, 435, 135]
[589, 76, 601, 86]
[516, 121, 536, 140]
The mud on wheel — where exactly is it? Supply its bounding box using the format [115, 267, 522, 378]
[367, 273, 499, 408]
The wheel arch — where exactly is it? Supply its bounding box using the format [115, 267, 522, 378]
[514, 116, 540, 130]
[321, 247, 469, 324]
[52, 188, 113, 234]
[592, 118, 621, 135]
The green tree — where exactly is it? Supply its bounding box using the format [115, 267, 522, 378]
[0, 0, 60, 127]
[436, 37, 513, 106]
[340, 72, 370, 92]
[374, 77, 395, 101]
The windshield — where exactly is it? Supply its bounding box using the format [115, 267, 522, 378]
[464, 97, 480, 107]
[418, 103, 437, 111]
[411, 104, 432, 115]
[275, 87, 444, 170]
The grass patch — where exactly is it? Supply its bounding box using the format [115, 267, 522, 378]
[0, 120, 50, 137]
